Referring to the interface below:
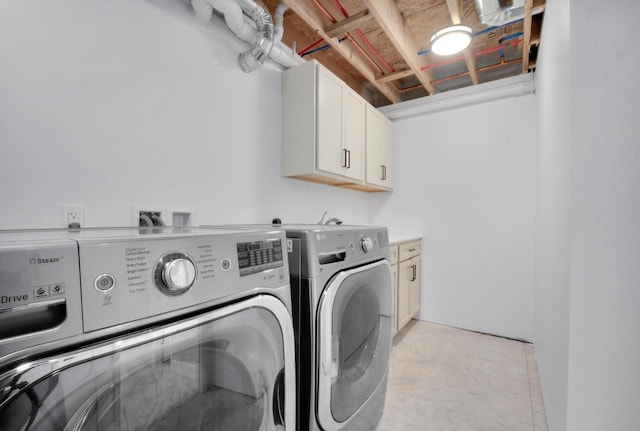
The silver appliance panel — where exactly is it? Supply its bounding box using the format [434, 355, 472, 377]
[78, 229, 288, 332]
[0, 295, 296, 431]
[0, 227, 290, 368]
[0, 238, 83, 361]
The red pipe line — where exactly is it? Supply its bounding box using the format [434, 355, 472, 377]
[420, 39, 524, 71]
[312, 0, 386, 75]
[298, 38, 325, 56]
[345, 33, 385, 75]
[330, 0, 349, 18]
[313, 0, 337, 22]
[331, 0, 395, 73]
[355, 28, 395, 73]
[307, 0, 392, 78]
[473, 39, 523, 57]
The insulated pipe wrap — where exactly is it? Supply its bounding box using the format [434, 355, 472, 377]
[191, 0, 301, 70]
[474, 0, 525, 26]
[237, 0, 274, 72]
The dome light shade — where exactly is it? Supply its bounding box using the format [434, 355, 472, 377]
[429, 25, 473, 56]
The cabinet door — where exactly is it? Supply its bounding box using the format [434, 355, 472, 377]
[365, 105, 393, 188]
[397, 259, 413, 330]
[391, 263, 398, 333]
[409, 256, 421, 318]
[317, 68, 344, 176]
[342, 89, 364, 181]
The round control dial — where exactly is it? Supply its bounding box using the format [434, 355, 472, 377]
[361, 236, 374, 253]
[154, 252, 197, 296]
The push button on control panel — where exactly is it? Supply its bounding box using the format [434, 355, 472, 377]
[94, 273, 116, 292]
[51, 284, 65, 295]
[34, 285, 50, 298]
[220, 258, 231, 271]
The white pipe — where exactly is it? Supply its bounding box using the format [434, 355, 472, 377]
[273, 2, 288, 44]
[474, 0, 525, 26]
[237, 0, 273, 72]
[191, 0, 302, 71]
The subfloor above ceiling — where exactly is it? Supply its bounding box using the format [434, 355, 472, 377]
[263, 0, 545, 107]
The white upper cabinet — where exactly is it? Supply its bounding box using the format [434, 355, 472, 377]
[316, 67, 364, 181]
[282, 60, 391, 192]
[365, 104, 393, 190]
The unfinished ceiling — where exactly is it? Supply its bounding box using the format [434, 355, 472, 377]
[263, 0, 545, 107]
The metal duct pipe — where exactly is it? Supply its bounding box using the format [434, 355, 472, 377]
[474, 0, 525, 26]
[191, 0, 302, 72]
[237, 0, 273, 72]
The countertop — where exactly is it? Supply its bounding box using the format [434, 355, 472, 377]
[389, 233, 422, 244]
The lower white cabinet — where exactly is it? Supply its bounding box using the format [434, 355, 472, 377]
[389, 245, 399, 333]
[392, 239, 422, 333]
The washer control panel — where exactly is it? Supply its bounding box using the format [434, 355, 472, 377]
[77, 228, 289, 332]
[237, 238, 283, 276]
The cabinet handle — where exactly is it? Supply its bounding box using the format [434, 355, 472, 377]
[342, 149, 351, 168]
[411, 264, 417, 281]
[381, 164, 386, 180]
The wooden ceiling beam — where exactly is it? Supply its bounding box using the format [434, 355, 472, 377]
[325, 9, 375, 39]
[283, 0, 399, 103]
[522, 0, 534, 72]
[377, 69, 415, 83]
[445, 0, 479, 85]
[360, 0, 437, 95]
[278, 14, 364, 95]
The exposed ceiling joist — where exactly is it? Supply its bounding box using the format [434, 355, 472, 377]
[522, 0, 534, 72]
[377, 69, 414, 83]
[445, 0, 479, 85]
[266, 0, 544, 107]
[325, 8, 374, 38]
[284, 0, 399, 103]
[279, 16, 366, 95]
[361, 0, 436, 95]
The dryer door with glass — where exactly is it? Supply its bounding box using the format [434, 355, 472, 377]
[316, 259, 393, 430]
[0, 295, 295, 431]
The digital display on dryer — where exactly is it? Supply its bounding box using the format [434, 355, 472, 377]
[237, 239, 283, 276]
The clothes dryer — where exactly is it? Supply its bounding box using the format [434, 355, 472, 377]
[0, 226, 295, 431]
[283, 225, 393, 431]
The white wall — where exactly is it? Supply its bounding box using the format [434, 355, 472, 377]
[536, 1, 640, 429]
[567, 1, 640, 430]
[371, 95, 537, 341]
[0, 0, 371, 229]
[532, 0, 571, 429]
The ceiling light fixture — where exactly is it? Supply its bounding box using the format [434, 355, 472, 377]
[429, 25, 473, 56]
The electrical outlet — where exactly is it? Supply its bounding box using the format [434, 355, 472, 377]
[62, 205, 85, 228]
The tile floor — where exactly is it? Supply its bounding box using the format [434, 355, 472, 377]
[376, 320, 548, 431]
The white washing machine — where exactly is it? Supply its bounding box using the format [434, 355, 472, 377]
[277, 224, 393, 431]
[0, 226, 295, 431]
